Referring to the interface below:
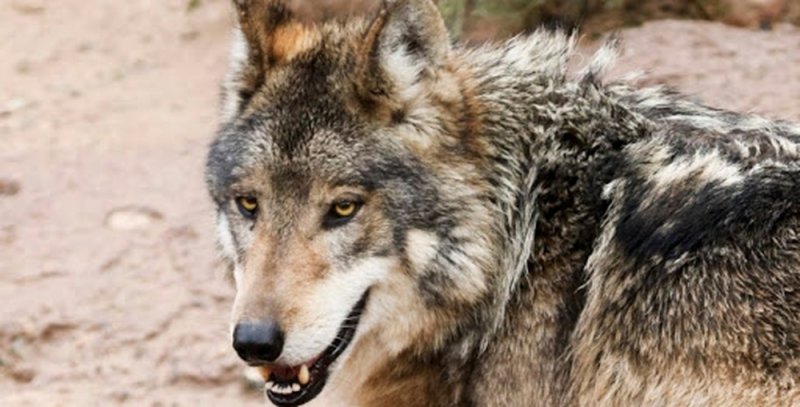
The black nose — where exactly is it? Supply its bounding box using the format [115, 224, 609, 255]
[232, 321, 285, 363]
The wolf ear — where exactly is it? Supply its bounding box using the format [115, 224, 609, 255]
[223, 1, 320, 119]
[369, 0, 450, 67]
[232, 0, 321, 68]
[358, 0, 450, 107]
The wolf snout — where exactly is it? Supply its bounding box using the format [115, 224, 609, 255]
[233, 320, 285, 364]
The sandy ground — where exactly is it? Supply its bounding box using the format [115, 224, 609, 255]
[1, 1, 799, 405]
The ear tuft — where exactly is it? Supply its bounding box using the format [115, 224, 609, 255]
[223, 0, 322, 119]
[233, 0, 320, 69]
[357, 0, 450, 112]
[379, 0, 450, 67]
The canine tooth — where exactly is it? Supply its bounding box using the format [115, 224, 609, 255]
[258, 366, 272, 381]
[292, 383, 301, 392]
[298, 364, 310, 385]
[265, 381, 274, 390]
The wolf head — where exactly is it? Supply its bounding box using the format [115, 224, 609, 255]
[206, 0, 500, 404]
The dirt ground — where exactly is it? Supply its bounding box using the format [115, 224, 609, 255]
[1, 1, 799, 405]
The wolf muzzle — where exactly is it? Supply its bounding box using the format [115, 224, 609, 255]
[233, 320, 285, 364]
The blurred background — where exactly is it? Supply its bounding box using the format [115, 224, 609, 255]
[438, 0, 800, 40]
[1, 0, 798, 405]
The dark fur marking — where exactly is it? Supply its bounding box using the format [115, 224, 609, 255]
[615, 166, 800, 271]
[391, 109, 407, 124]
[206, 117, 268, 202]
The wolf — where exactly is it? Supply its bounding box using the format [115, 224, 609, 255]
[205, 0, 800, 405]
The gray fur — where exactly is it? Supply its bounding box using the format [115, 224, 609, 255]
[206, 1, 800, 405]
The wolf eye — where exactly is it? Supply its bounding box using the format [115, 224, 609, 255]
[334, 201, 357, 217]
[324, 200, 362, 228]
[235, 196, 258, 219]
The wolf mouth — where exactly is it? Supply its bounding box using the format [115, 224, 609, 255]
[261, 291, 370, 407]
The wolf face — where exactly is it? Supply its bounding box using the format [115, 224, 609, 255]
[206, 1, 497, 405]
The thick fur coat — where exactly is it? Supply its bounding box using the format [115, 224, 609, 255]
[205, 1, 800, 405]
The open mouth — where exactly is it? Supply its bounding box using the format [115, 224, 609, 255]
[257, 291, 370, 407]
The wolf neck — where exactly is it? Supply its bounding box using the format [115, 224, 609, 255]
[343, 41, 650, 406]
[451, 38, 650, 404]
[336, 35, 652, 406]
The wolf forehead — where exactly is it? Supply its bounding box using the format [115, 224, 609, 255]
[205, 117, 454, 246]
[205, 113, 431, 199]
[206, 43, 369, 193]
[207, 13, 391, 197]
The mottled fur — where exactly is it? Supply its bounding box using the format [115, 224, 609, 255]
[205, 1, 800, 405]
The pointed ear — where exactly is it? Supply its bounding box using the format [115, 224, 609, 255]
[373, 0, 450, 67]
[234, 0, 285, 74]
[223, 1, 320, 119]
[233, 0, 320, 69]
[357, 0, 450, 106]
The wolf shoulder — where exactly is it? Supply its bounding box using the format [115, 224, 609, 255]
[571, 113, 800, 403]
[606, 115, 800, 269]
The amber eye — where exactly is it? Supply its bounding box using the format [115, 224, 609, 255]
[334, 201, 357, 218]
[324, 200, 362, 228]
[235, 196, 258, 219]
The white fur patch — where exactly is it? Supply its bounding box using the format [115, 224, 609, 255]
[221, 28, 249, 122]
[448, 240, 491, 301]
[278, 257, 395, 366]
[216, 212, 244, 291]
[579, 36, 619, 81]
[667, 115, 727, 130]
[358, 271, 432, 357]
[651, 150, 744, 191]
[383, 48, 425, 104]
[769, 135, 800, 157]
[504, 32, 574, 76]
[634, 87, 671, 108]
[602, 179, 622, 200]
[406, 229, 439, 271]
[216, 212, 236, 259]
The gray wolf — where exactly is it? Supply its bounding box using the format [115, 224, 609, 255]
[205, 0, 800, 405]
